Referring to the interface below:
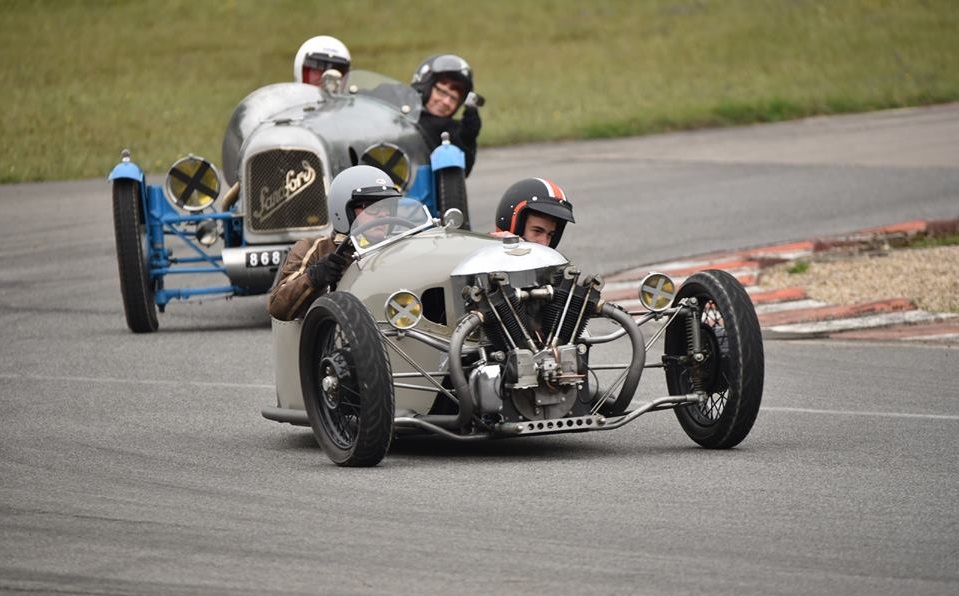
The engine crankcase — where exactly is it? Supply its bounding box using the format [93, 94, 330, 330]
[511, 384, 578, 421]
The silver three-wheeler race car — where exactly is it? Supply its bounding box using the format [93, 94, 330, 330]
[108, 70, 470, 333]
[264, 198, 764, 466]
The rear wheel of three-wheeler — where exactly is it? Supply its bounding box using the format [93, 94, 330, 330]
[300, 291, 394, 467]
[664, 269, 764, 449]
[112, 180, 159, 333]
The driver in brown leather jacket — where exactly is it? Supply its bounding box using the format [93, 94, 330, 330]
[268, 165, 401, 321]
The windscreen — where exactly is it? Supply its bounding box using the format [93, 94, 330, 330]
[349, 197, 434, 255]
[347, 70, 423, 122]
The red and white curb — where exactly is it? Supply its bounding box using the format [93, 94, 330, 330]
[603, 219, 959, 344]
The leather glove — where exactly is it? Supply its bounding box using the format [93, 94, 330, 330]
[460, 106, 482, 142]
[307, 252, 348, 289]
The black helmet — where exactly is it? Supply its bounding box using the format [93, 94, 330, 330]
[495, 178, 575, 249]
[411, 54, 473, 109]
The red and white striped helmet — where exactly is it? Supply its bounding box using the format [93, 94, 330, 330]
[494, 178, 575, 249]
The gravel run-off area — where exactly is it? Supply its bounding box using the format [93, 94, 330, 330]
[757, 245, 959, 314]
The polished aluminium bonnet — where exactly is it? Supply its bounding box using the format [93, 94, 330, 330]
[451, 237, 568, 277]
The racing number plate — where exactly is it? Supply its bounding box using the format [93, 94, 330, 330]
[246, 248, 287, 268]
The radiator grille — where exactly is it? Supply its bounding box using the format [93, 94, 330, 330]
[246, 149, 327, 233]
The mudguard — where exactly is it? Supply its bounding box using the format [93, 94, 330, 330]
[107, 160, 144, 184]
[430, 141, 466, 171]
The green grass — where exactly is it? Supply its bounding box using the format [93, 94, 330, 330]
[1, 0, 957, 183]
[906, 231, 959, 249]
[786, 260, 811, 275]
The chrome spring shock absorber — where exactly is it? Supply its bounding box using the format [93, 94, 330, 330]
[685, 297, 705, 393]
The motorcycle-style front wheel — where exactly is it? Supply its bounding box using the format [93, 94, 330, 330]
[300, 291, 394, 467]
[436, 168, 470, 230]
[664, 269, 763, 449]
[112, 179, 159, 333]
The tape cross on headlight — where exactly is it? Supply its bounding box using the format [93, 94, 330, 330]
[385, 290, 422, 330]
[168, 157, 220, 210]
[361, 143, 410, 189]
[639, 273, 677, 312]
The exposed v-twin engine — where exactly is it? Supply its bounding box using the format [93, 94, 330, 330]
[462, 266, 604, 420]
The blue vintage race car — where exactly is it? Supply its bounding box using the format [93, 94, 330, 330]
[108, 70, 469, 333]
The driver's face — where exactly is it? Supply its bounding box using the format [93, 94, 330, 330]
[353, 201, 391, 241]
[303, 65, 345, 87]
[425, 77, 462, 118]
[303, 67, 325, 86]
[522, 212, 558, 247]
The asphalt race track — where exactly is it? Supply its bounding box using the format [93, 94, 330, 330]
[1, 104, 958, 595]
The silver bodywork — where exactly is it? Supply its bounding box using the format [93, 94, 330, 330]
[221, 72, 432, 246]
[264, 203, 764, 467]
[266, 208, 691, 433]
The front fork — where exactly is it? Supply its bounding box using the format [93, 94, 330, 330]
[684, 297, 707, 392]
[662, 297, 707, 391]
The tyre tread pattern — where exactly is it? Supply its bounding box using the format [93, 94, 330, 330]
[436, 169, 470, 230]
[301, 292, 394, 467]
[666, 269, 764, 449]
[112, 180, 159, 333]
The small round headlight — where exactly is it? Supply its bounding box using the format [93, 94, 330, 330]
[385, 290, 423, 330]
[361, 143, 410, 189]
[639, 272, 676, 312]
[195, 220, 219, 247]
[164, 155, 221, 212]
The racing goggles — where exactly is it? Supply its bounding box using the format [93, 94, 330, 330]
[350, 185, 401, 212]
[352, 200, 391, 216]
[304, 53, 350, 74]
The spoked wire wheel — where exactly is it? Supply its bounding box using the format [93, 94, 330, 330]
[300, 292, 394, 466]
[664, 270, 764, 448]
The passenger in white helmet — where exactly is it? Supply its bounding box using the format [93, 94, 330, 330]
[293, 35, 351, 91]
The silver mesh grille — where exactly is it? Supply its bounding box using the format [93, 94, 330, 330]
[246, 149, 327, 233]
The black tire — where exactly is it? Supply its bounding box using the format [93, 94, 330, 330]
[112, 180, 159, 333]
[300, 292, 394, 467]
[664, 269, 763, 449]
[436, 168, 470, 230]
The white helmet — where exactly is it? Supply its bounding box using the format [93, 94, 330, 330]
[293, 35, 351, 89]
[328, 166, 401, 234]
